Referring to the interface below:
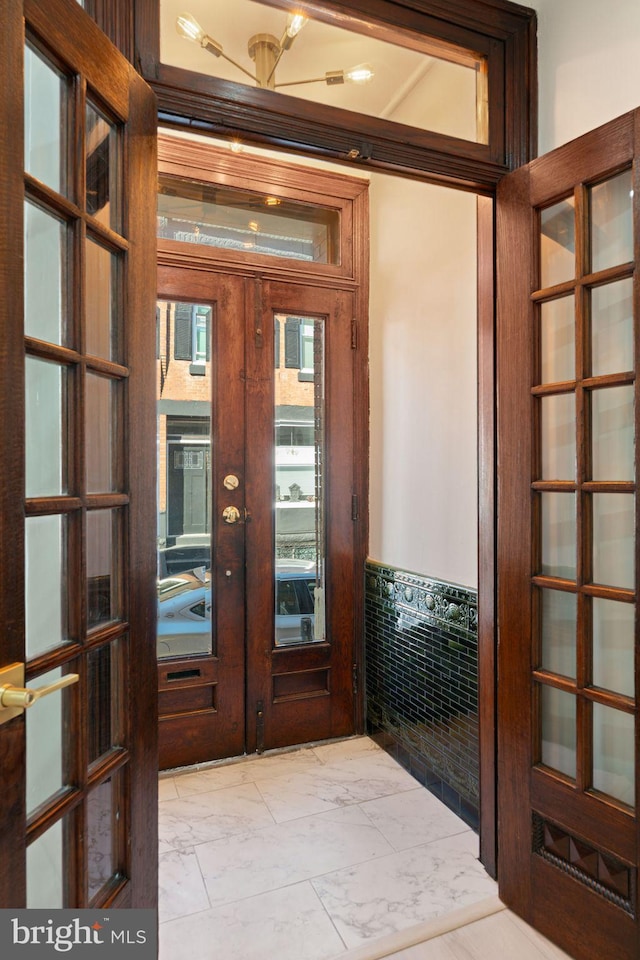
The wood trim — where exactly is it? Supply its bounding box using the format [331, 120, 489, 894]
[84, 0, 134, 64]
[0, 0, 27, 908]
[124, 64, 158, 908]
[477, 194, 496, 878]
[496, 161, 534, 919]
[134, 0, 537, 186]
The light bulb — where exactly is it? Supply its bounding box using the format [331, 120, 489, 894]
[345, 63, 374, 84]
[176, 12, 205, 44]
[286, 12, 307, 39]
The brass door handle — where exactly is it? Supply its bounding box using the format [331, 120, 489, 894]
[0, 663, 79, 724]
[222, 505, 241, 524]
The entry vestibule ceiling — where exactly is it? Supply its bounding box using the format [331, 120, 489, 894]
[160, 0, 480, 142]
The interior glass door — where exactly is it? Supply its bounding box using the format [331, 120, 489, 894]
[497, 112, 640, 959]
[0, 0, 157, 907]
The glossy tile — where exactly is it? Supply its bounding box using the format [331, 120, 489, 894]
[197, 804, 394, 907]
[158, 846, 210, 922]
[173, 746, 322, 798]
[312, 736, 388, 766]
[255, 751, 417, 823]
[159, 881, 346, 960]
[361, 788, 470, 851]
[158, 777, 178, 801]
[312, 831, 497, 948]
[158, 780, 275, 854]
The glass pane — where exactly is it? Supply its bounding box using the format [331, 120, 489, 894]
[592, 598, 634, 697]
[162, 1, 486, 144]
[88, 641, 123, 765]
[591, 280, 634, 376]
[274, 315, 326, 645]
[541, 393, 575, 480]
[87, 777, 118, 900]
[86, 374, 118, 493]
[87, 510, 122, 630]
[26, 667, 75, 814]
[26, 515, 67, 658]
[157, 300, 213, 659]
[592, 704, 634, 806]
[592, 494, 635, 590]
[540, 589, 576, 679]
[86, 102, 118, 230]
[540, 296, 575, 384]
[25, 357, 67, 498]
[540, 493, 576, 579]
[158, 176, 341, 265]
[24, 202, 66, 345]
[540, 685, 576, 779]
[591, 385, 634, 481]
[24, 45, 65, 194]
[590, 170, 634, 273]
[540, 197, 575, 288]
[85, 239, 117, 360]
[27, 819, 64, 908]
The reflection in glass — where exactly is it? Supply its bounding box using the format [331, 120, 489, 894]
[86, 374, 117, 493]
[24, 45, 65, 194]
[540, 296, 575, 384]
[540, 684, 576, 779]
[88, 642, 122, 764]
[540, 493, 576, 579]
[592, 494, 635, 590]
[541, 394, 575, 480]
[156, 301, 213, 659]
[592, 704, 634, 806]
[86, 102, 117, 230]
[24, 202, 65, 345]
[591, 280, 634, 376]
[158, 177, 341, 265]
[87, 777, 116, 900]
[27, 819, 64, 908]
[274, 315, 325, 645]
[85, 239, 116, 360]
[87, 510, 121, 629]
[590, 169, 633, 273]
[26, 516, 67, 658]
[591, 386, 634, 481]
[26, 668, 72, 815]
[540, 589, 576, 679]
[26, 357, 66, 498]
[540, 197, 575, 288]
[592, 599, 634, 697]
[161, 0, 486, 144]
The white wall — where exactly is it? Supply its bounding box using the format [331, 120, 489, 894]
[529, 0, 640, 154]
[368, 175, 477, 587]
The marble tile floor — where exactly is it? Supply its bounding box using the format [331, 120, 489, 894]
[158, 736, 570, 960]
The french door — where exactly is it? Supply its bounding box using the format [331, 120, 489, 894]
[156, 267, 359, 768]
[497, 110, 640, 958]
[0, 0, 157, 907]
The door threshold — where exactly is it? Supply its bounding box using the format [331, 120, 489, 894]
[326, 896, 505, 960]
[158, 733, 367, 778]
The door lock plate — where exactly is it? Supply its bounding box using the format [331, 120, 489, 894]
[0, 663, 25, 725]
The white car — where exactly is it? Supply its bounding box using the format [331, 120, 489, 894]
[157, 560, 319, 657]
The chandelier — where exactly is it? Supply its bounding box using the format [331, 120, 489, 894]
[176, 10, 374, 91]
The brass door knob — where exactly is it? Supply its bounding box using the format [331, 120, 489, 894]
[222, 505, 241, 524]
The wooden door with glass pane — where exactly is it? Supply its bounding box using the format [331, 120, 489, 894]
[0, 0, 157, 908]
[497, 110, 640, 959]
[155, 271, 358, 766]
[156, 269, 246, 770]
[246, 280, 356, 753]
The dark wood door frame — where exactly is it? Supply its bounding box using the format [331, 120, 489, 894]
[131, 0, 536, 190]
[71, 0, 535, 883]
[157, 137, 370, 744]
